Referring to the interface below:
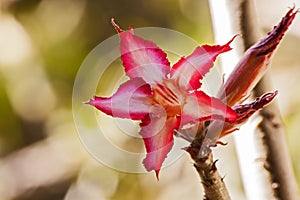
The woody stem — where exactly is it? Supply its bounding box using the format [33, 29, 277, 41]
[184, 127, 231, 200]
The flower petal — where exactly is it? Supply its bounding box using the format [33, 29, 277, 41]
[87, 77, 152, 120]
[112, 19, 170, 84]
[218, 7, 298, 106]
[170, 35, 237, 91]
[182, 90, 237, 125]
[140, 107, 180, 179]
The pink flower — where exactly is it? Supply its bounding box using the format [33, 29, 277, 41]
[87, 19, 238, 178]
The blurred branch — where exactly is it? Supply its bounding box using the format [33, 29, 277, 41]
[254, 72, 299, 199]
[0, 0, 20, 8]
[209, 0, 299, 199]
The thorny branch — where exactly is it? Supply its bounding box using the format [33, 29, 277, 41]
[176, 123, 231, 200]
[190, 152, 230, 200]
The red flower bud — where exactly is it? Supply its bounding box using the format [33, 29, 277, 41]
[218, 7, 298, 106]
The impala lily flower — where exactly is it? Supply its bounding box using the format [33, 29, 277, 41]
[87, 7, 297, 178]
[87, 19, 238, 178]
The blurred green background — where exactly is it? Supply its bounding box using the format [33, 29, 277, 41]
[0, 0, 299, 199]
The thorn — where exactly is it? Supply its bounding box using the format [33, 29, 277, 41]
[210, 140, 228, 147]
[221, 175, 226, 182]
[174, 129, 180, 136]
[216, 141, 228, 146]
[185, 146, 192, 154]
[181, 146, 188, 151]
[193, 163, 200, 171]
[210, 159, 218, 172]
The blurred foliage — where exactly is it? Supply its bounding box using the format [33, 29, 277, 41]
[0, 0, 214, 154]
[0, 0, 215, 199]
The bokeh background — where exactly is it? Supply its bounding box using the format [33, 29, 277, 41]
[0, 0, 299, 199]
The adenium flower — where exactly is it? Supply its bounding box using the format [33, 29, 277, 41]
[87, 7, 297, 178]
[87, 19, 238, 178]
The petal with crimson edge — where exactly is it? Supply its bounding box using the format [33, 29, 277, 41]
[87, 77, 152, 120]
[170, 35, 237, 91]
[140, 108, 180, 179]
[181, 90, 236, 126]
[112, 19, 170, 84]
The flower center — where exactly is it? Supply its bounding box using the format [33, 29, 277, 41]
[152, 80, 182, 116]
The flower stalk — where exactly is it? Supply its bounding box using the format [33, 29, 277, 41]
[186, 131, 231, 200]
[190, 152, 231, 200]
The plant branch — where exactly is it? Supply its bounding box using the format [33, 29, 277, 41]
[186, 132, 231, 200]
[254, 75, 299, 200]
